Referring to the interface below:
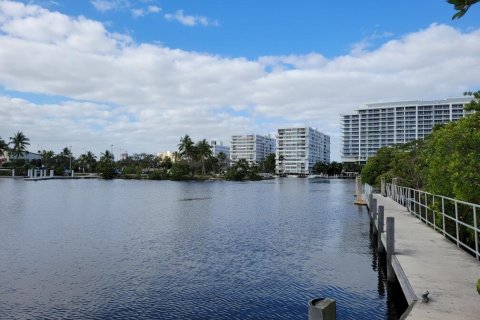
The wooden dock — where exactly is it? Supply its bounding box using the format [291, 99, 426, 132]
[372, 194, 480, 320]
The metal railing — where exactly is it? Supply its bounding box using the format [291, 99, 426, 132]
[386, 183, 480, 260]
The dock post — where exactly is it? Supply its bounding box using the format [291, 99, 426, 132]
[50, 170, 54, 177]
[308, 298, 336, 320]
[71, 170, 74, 177]
[386, 217, 395, 282]
[381, 177, 386, 196]
[378, 206, 385, 252]
[372, 198, 378, 226]
[12, 169, 15, 177]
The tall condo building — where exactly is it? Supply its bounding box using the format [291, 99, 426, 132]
[230, 134, 276, 164]
[341, 98, 472, 163]
[276, 127, 330, 175]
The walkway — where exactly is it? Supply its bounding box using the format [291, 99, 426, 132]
[374, 194, 480, 320]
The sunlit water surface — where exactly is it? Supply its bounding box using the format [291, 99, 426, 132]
[0, 178, 405, 319]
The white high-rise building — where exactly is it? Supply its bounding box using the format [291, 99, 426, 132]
[341, 98, 472, 163]
[276, 127, 330, 175]
[230, 134, 276, 164]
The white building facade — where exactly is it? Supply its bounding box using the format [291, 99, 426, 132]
[276, 127, 330, 175]
[210, 140, 230, 158]
[341, 98, 472, 163]
[230, 134, 276, 164]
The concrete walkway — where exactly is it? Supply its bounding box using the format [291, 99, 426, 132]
[374, 194, 480, 320]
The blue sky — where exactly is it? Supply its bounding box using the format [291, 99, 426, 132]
[0, 0, 480, 160]
[36, 0, 480, 58]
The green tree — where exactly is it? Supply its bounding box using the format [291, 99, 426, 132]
[39, 150, 55, 167]
[195, 139, 212, 176]
[448, 0, 480, 19]
[313, 161, 328, 174]
[422, 111, 480, 203]
[78, 151, 97, 172]
[361, 147, 396, 186]
[178, 134, 195, 164]
[0, 136, 8, 158]
[225, 159, 255, 181]
[9, 131, 30, 160]
[98, 150, 116, 179]
[259, 153, 276, 173]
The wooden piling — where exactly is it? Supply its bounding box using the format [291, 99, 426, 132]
[386, 217, 395, 282]
[377, 206, 385, 253]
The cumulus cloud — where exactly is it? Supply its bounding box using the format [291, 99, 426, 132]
[164, 10, 218, 27]
[0, 2, 480, 159]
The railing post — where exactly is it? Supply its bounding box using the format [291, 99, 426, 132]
[474, 207, 479, 260]
[455, 201, 460, 247]
[442, 197, 446, 236]
[392, 178, 398, 201]
[378, 206, 385, 253]
[386, 217, 395, 282]
[381, 177, 386, 196]
[368, 193, 373, 214]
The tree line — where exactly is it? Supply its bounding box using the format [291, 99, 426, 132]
[0, 133, 278, 180]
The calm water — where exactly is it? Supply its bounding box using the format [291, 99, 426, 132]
[0, 178, 405, 319]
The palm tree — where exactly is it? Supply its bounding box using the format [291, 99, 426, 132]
[79, 151, 97, 172]
[0, 136, 8, 157]
[196, 139, 212, 176]
[178, 134, 195, 163]
[100, 150, 114, 162]
[9, 131, 30, 160]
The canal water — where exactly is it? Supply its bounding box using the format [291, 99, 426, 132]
[0, 178, 405, 319]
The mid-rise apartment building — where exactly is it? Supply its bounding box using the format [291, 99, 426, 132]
[276, 127, 330, 175]
[341, 98, 472, 163]
[230, 134, 276, 164]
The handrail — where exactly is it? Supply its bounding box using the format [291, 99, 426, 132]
[386, 183, 480, 260]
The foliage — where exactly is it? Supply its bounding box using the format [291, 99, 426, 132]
[0, 136, 8, 157]
[195, 139, 212, 176]
[97, 149, 116, 179]
[361, 147, 396, 186]
[178, 134, 195, 164]
[169, 162, 191, 180]
[225, 159, 261, 180]
[148, 169, 169, 180]
[389, 141, 425, 189]
[422, 111, 480, 203]
[9, 131, 30, 160]
[258, 153, 276, 173]
[448, 0, 480, 19]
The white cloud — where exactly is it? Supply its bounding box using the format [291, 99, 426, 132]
[164, 10, 218, 27]
[0, 2, 480, 160]
[90, 0, 130, 12]
[131, 5, 160, 18]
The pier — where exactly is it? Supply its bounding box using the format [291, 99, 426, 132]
[366, 184, 480, 320]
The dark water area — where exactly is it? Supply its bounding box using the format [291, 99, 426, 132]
[0, 178, 406, 319]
